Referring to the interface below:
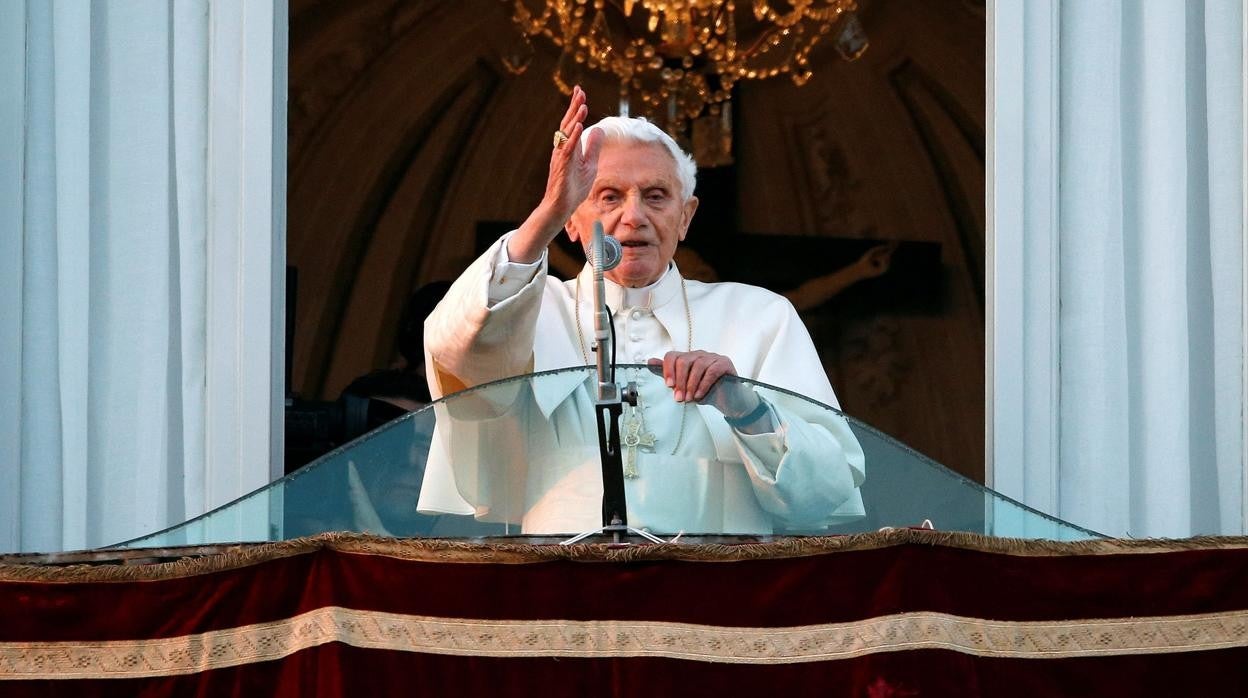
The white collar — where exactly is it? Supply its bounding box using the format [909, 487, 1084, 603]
[577, 262, 684, 312]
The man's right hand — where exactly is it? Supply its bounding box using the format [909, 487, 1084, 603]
[509, 86, 604, 264]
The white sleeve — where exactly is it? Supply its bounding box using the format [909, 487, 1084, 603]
[424, 232, 549, 399]
[487, 235, 545, 306]
[733, 298, 866, 527]
[733, 401, 865, 527]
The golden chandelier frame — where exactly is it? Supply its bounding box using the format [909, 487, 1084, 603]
[501, 0, 867, 165]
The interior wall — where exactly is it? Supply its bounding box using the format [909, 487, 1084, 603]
[734, 0, 986, 479]
[287, 0, 986, 481]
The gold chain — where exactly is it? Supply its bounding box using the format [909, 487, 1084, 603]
[574, 272, 692, 455]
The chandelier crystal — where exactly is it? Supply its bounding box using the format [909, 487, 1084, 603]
[502, 0, 867, 166]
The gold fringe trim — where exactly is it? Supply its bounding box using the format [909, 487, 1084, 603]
[5, 530, 1248, 583]
[3, 605, 1248, 680]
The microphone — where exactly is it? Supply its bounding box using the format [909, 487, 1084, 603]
[588, 232, 622, 271]
[591, 221, 615, 400]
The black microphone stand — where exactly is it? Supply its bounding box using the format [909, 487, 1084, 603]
[561, 223, 665, 545]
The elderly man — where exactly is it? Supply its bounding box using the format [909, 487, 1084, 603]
[418, 87, 864, 534]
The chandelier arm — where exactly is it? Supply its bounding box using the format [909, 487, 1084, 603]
[506, 0, 861, 159]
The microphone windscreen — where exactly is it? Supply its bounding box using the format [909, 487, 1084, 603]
[600, 235, 622, 271]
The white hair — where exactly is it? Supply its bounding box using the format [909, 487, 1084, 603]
[580, 116, 697, 201]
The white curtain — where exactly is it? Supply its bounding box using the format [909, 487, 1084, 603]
[992, 0, 1244, 538]
[0, 0, 286, 552]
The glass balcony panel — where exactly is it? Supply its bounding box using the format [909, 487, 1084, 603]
[117, 366, 1099, 548]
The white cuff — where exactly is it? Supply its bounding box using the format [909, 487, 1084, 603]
[734, 404, 786, 475]
[487, 233, 546, 306]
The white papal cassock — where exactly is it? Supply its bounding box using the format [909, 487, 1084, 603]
[417, 234, 865, 534]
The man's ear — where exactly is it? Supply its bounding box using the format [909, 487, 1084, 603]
[565, 219, 583, 244]
[678, 196, 699, 241]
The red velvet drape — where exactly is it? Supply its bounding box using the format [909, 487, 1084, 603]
[2, 532, 1247, 696]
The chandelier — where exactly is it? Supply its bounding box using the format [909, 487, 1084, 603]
[501, 0, 868, 166]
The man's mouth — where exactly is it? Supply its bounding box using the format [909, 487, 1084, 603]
[620, 241, 649, 248]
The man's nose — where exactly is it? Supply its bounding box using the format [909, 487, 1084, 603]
[618, 194, 647, 229]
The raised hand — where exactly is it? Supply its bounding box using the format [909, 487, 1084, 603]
[545, 86, 604, 222]
[510, 86, 605, 263]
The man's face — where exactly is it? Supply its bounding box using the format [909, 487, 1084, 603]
[567, 141, 699, 288]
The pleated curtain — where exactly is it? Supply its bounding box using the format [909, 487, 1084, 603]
[994, 0, 1244, 537]
[0, 0, 285, 552]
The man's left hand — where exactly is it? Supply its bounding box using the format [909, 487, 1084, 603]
[652, 350, 734, 402]
[649, 351, 759, 417]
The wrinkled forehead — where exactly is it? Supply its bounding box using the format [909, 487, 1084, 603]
[593, 140, 681, 190]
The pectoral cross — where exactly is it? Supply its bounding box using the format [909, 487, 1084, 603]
[621, 402, 656, 479]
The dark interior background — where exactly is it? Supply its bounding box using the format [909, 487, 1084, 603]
[285, 0, 987, 481]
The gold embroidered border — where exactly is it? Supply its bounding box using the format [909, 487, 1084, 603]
[8, 530, 1248, 583]
[3, 606, 1247, 680]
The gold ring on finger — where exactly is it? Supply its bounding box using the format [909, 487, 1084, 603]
[553, 129, 570, 149]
